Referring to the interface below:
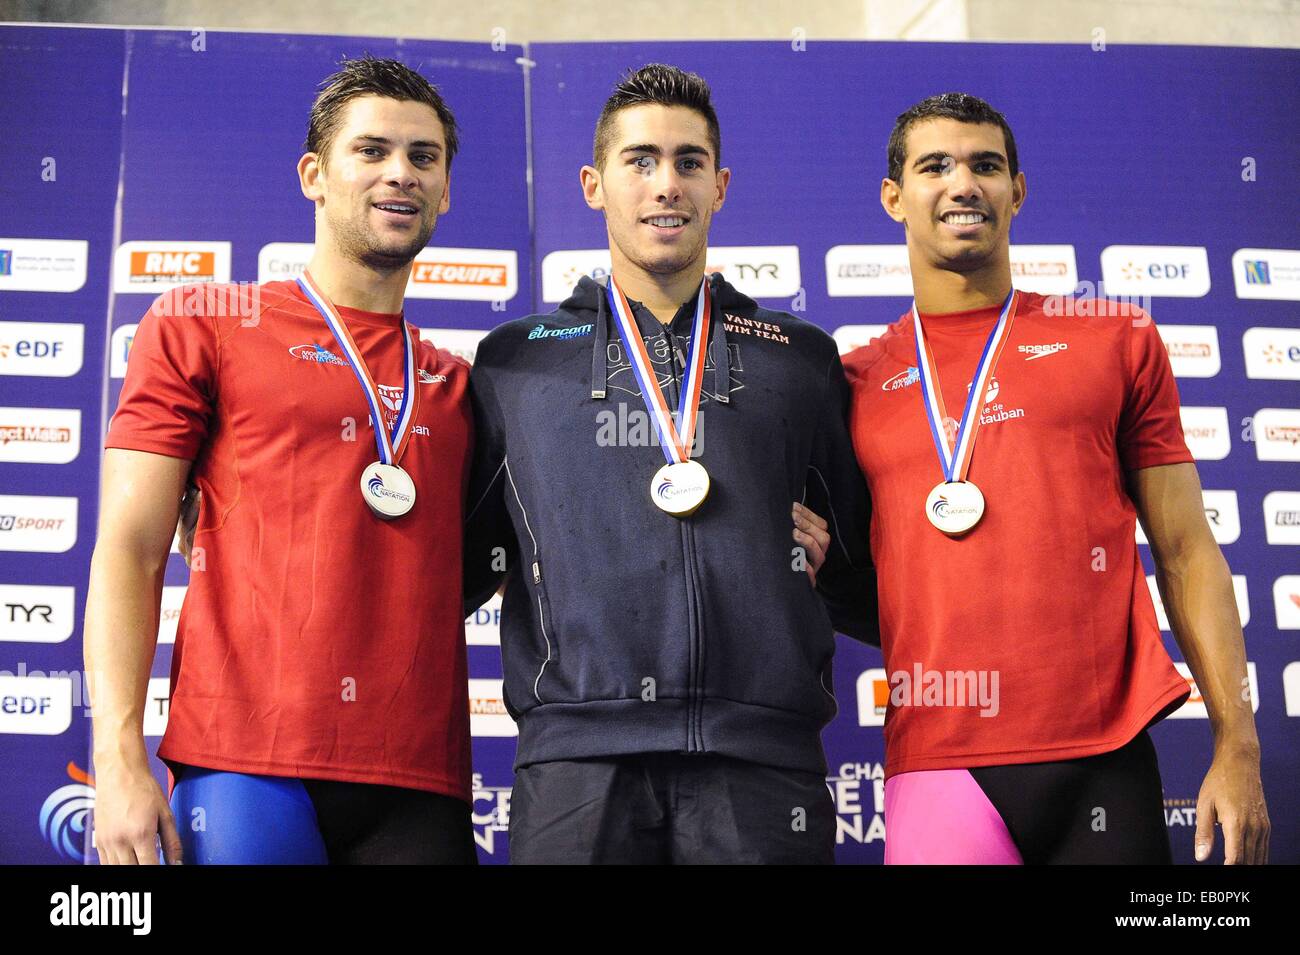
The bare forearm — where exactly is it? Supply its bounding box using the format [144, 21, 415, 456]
[85, 544, 166, 769]
[1154, 542, 1257, 750]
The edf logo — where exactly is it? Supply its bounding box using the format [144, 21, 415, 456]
[15, 340, 64, 359]
[1, 695, 52, 715]
[1146, 263, 1192, 279]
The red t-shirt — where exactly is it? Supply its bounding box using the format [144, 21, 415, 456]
[843, 291, 1192, 779]
[106, 280, 473, 801]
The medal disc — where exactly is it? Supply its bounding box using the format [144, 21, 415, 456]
[361, 461, 416, 519]
[651, 460, 710, 517]
[925, 480, 984, 536]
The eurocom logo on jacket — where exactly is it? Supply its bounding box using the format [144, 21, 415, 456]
[465, 272, 875, 775]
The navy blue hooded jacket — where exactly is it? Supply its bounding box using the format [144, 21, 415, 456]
[465, 272, 874, 775]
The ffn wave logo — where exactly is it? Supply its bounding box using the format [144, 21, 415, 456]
[40, 762, 95, 862]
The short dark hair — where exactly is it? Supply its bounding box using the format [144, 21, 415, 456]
[887, 92, 1018, 183]
[305, 55, 459, 171]
[593, 63, 721, 171]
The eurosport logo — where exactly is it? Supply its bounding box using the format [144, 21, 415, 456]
[288, 343, 348, 366]
[1232, 248, 1300, 301]
[1243, 327, 1300, 380]
[0, 495, 78, 553]
[40, 764, 95, 862]
[0, 238, 88, 293]
[0, 674, 73, 734]
[1100, 246, 1211, 298]
[469, 678, 516, 737]
[466, 593, 501, 646]
[1254, 408, 1300, 461]
[408, 248, 519, 302]
[0, 407, 80, 464]
[1264, 491, 1300, 545]
[1136, 489, 1238, 546]
[0, 584, 75, 643]
[825, 244, 1077, 296]
[1169, 662, 1258, 720]
[417, 327, 487, 365]
[825, 245, 912, 297]
[1154, 324, 1221, 378]
[542, 247, 800, 302]
[1273, 576, 1300, 630]
[0, 321, 85, 378]
[1179, 406, 1230, 461]
[1148, 575, 1249, 630]
[832, 325, 889, 354]
[113, 241, 231, 293]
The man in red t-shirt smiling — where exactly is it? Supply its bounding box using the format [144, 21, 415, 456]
[85, 57, 476, 864]
[841, 93, 1269, 864]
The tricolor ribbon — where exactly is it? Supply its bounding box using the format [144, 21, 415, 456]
[605, 275, 710, 465]
[913, 288, 1018, 483]
[297, 270, 420, 466]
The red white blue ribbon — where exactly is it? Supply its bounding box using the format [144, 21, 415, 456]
[297, 270, 420, 466]
[913, 289, 1018, 483]
[605, 275, 710, 465]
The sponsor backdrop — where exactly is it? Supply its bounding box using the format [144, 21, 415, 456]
[1, 26, 1296, 864]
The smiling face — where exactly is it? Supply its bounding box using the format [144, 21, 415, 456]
[581, 103, 729, 282]
[881, 117, 1025, 276]
[299, 94, 451, 272]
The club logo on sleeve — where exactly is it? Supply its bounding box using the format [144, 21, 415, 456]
[1232, 248, 1300, 301]
[1254, 408, 1300, 461]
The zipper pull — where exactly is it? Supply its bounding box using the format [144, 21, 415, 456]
[532, 561, 541, 585]
[674, 343, 687, 370]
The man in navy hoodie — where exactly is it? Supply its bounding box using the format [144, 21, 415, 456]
[465, 64, 874, 864]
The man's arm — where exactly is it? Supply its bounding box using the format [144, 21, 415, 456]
[84, 448, 189, 865]
[1129, 461, 1269, 864]
[462, 351, 517, 616]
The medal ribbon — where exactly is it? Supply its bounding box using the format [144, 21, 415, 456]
[605, 274, 711, 465]
[297, 270, 420, 466]
[913, 289, 1018, 483]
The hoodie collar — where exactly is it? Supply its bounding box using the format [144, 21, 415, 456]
[582, 273, 736, 405]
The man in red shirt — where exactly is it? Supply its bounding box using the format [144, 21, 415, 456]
[85, 56, 476, 864]
[841, 93, 1269, 864]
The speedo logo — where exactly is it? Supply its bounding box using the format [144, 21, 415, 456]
[1018, 342, 1068, 360]
[882, 367, 920, 391]
[288, 344, 347, 365]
